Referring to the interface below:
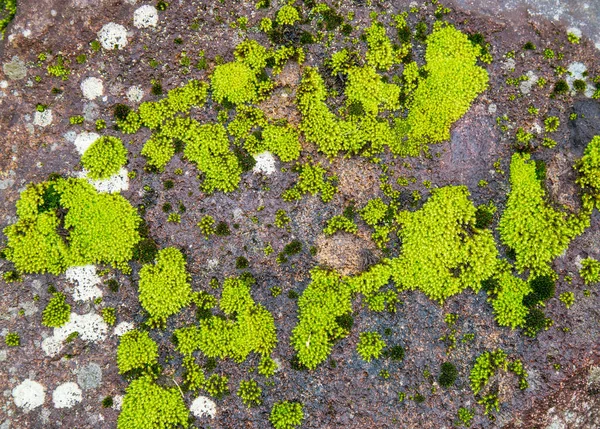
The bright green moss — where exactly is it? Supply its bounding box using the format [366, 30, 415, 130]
[3, 178, 141, 274]
[116, 330, 159, 374]
[5, 332, 20, 347]
[140, 135, 175, 171]
[356, 331, 386, 362]
[262, 123, 302, 162]
[0, 0, 17, 40]
[117, 111, 142, 134]
[204, 373, 229, 399]
[102, 307, 117, 326]
[345, 66, 400, 116]
[394, 24, 488, 156]
[469, 349, 527, 415]
[360, 198, 388, 226]
[270, 401, 304, 429]
[198, 215, 216, 239]
[544, 116, 560, 133]
[470, 349, 507, 395]
[276, 4, 300, 26]
[457, 407, 475, 427]
[117, 375, 189, 429]
[183, 122, 242, 193]
[212, 61, 258, 105]
[196, 276, 277, 363]
[81, 136, 127, 179]
[182, 355, 205, 392]
[275, 209, 291, 228]
[323, 215, 358, 235]
[237, 379, 262, 407]
[258, 356, 278, 377]
[488, 268, 531, 329]
[138, 247, 192, 327]
[234, 39, 271, 71]
[580, 257, 600, 284]
[42, 292, 70, 328]
[364, 21, 407, 71]
[282, 161, 337, 203]
[575, 136, 600, 208]
[390, 186, 498, 303]
[138, 80, 209, 130]
[559, 291, 575, 308]
[296, 67, 345, 157]
[499, 153, 590, 277]
[327, 49, 352, 75]
[291, 269, 353, 369]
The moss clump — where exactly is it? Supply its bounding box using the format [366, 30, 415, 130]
[394, 24, 488, 156]
[438, 362, 458, 387]
[237, 379, 262, 407]
[486, 268, 531, 329]
[575, 136, 600, 208]
[469, 349, 528, 415]
[553, 80, 569, 95]
[261, 123, 302, 162]
[523, 275, 556, 307]
[388, 345, 405, 361]
[116, 330, 159, 375]
[291, 269, 353, 369]
[183, 122, 242, 193]
[3, 178, 141, 274]
[276, 4, 300, 26]
[212, 61, 259, 105]
[192, 276, 277, 363]
[345, 66, 400, 116]
[117, 375, 188, 429]
[282, 161, 337, 203]
[204, 373, 230, 399]
[580, 257, 600, 284]
[270, 401, 304, 429]
[360, 198, 388, 226]
[102, 307, 117, 326]
[391, 186, 498, 303]
[356, 331, 386, 362]
[42, 292, 70, 327]
[198, 215, 216, 239]
[522, 307, 549, 338]
[138, 247, 192, 327]
[5, 332, 20, 347]
[499, 153, 589, 276]
[364, 20, 407, 71]
[323, 215, 358, 235]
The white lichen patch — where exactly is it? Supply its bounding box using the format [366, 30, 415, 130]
[65, 265, 102, 302]
[133, 5, 159, 29]
[33, 109, 53, 127]
[76, 167, 130, 193]
[81, 77, 104, 100]
[112, 395, 123, 410]
[253, 152, 276, 175]
[126, 85, 144, 103]
[12, 379, 45, 412]
[73, 131, 100, 155]
[566, 62, 595, 97]
[98, 23, 128, 50]
[42, 312, 108, 357]
[519, 71, 538, 95]
[190, 396, 217, 419]
[113, 321, 135, 336]
[52, 382, 82, 409]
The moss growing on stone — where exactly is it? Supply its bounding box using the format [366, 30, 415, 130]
[138, 247, 192, 327]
